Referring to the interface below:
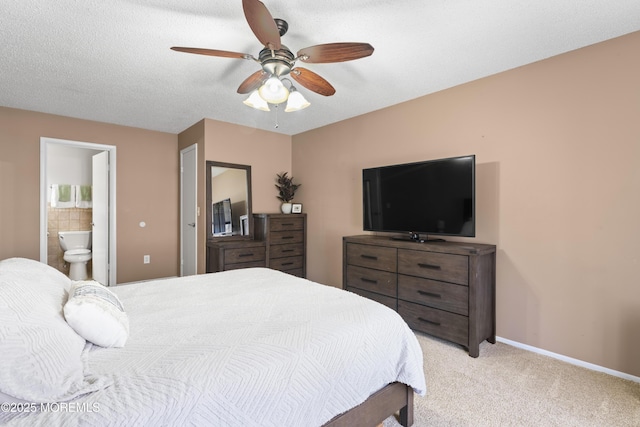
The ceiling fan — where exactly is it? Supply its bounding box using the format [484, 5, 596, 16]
[171, 0, 374, 111]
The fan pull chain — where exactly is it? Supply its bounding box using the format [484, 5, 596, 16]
[274, 104, 279, 129]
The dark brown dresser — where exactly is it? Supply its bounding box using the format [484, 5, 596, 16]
[343, 235, 496, 357]
[254, 213, 306, 278]
[206, 240, 266, 273]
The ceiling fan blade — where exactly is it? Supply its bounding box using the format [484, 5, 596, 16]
[297, 42, 374, 63]
[237, 70, 269, 94]
[170, 47, 252, 60]
[242, 0, 281, 50]
[290, 68, 336, 96]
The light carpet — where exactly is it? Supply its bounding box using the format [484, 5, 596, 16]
[384, 332, 640, 427]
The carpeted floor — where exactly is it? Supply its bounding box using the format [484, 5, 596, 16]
[384, 332, 640, 427]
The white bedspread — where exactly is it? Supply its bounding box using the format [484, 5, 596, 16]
[2, 268, 426, 426]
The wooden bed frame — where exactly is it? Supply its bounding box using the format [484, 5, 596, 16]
[323, 382, 414, 427]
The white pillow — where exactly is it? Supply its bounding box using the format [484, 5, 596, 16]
[64, 280, 129, 348]
[0, 257, 110, 403]
[0, 256, 72, 292]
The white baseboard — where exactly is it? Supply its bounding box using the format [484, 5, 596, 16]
[496, 336, 640, 384]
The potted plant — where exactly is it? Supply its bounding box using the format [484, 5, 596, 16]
[275, 172, 300, 214]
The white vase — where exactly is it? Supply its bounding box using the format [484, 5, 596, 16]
[281, 202, 293, 214]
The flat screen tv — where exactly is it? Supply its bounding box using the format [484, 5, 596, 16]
[212, 198, 233, 236]
[363, 155, 475, 240]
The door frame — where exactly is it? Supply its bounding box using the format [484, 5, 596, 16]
[180, 144, 198, 276]
[40, 137, 117, 286]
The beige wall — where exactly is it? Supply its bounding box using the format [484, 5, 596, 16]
[292, 31, 640, 376]
[0, 107, 179, 283]
[203, 119, 292, 213]
[179, 118, 291, 273]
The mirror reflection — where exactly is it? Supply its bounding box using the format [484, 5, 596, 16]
[206, 161, 252, 240]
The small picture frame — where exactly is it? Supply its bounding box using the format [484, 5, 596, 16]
[291, 203, 303, 214]
[239, 214, 249, 235]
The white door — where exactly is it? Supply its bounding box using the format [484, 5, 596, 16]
[180, 145, 197, 276]
[92, 151, 109, 285]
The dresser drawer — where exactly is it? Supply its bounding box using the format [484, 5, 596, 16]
[270, 255, 303, 271]
[270, 230, 304, 244]
[224, 247, 265, 264]
[270, 243, 304, 258]
[398, 300, 468, 347]
[346, 243, 397, 273]
[346, 265, 397, 298]
[398, 249, 468, 285]
[224, 260, 266, 271]
[348, 287, 397, 311]
[269, 217, 304, 231]
[398, 275, 468, 316]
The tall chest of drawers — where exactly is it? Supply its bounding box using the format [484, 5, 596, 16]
[254, 213, 306, 278]
[343, 235, 496, 357]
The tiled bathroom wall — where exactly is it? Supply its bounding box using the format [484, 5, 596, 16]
[47, 206, 92, 276]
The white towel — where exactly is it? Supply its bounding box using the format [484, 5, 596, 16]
[75, 185, 93, 208]
[50, 184, 76, 208]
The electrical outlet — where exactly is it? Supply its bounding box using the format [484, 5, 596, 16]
[143, 255, 150, 264]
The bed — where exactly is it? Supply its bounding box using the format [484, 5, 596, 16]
[0, 258, 426, 426]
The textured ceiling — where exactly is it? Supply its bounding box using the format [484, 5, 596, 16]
[1, 1, 639, 136]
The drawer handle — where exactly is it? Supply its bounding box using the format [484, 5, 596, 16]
[281, 236, 295, 240]
[418, 317, 441, 326]
[418, 263, 441, 270]
[418, 290, 441, 299]
[360, 277, 378, 284]
[361, 254, 378, 260]
[281, 262, 294, 266]
[281, 223, 295, 226]
[238, 253, 254, 258]
[281, 249, 294, 253]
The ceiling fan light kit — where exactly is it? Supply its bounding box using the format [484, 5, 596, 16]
[284, 87, 310, 112]
[258, 76, 289, 104]
[171, 0, 373, 114]
[252, 77, 310, 112]
[243, 90, 271, 111]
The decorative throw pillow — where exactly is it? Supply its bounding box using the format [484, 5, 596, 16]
[0, 258, 110, 403]
[64, 280, 129, 348]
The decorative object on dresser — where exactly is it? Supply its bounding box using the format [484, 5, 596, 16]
[275, 172, 300, 214]
[343, 235, 496, 357]
[206, 239, 266, 273]
[254, 213, 306, 277]
[291, 203, 302, 214]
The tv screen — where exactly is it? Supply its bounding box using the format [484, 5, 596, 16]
[363, 155, 475, 238]
[212, 198, 233, 235]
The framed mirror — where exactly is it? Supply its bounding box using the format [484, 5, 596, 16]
[206, 161, 253, 241]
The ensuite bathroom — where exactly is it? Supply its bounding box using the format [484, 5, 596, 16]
[46, 144, 101, 280]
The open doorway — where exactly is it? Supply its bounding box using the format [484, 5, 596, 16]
[39, 137, 117, 286]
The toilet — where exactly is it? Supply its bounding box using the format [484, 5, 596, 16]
[58, 231, 92, 281]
